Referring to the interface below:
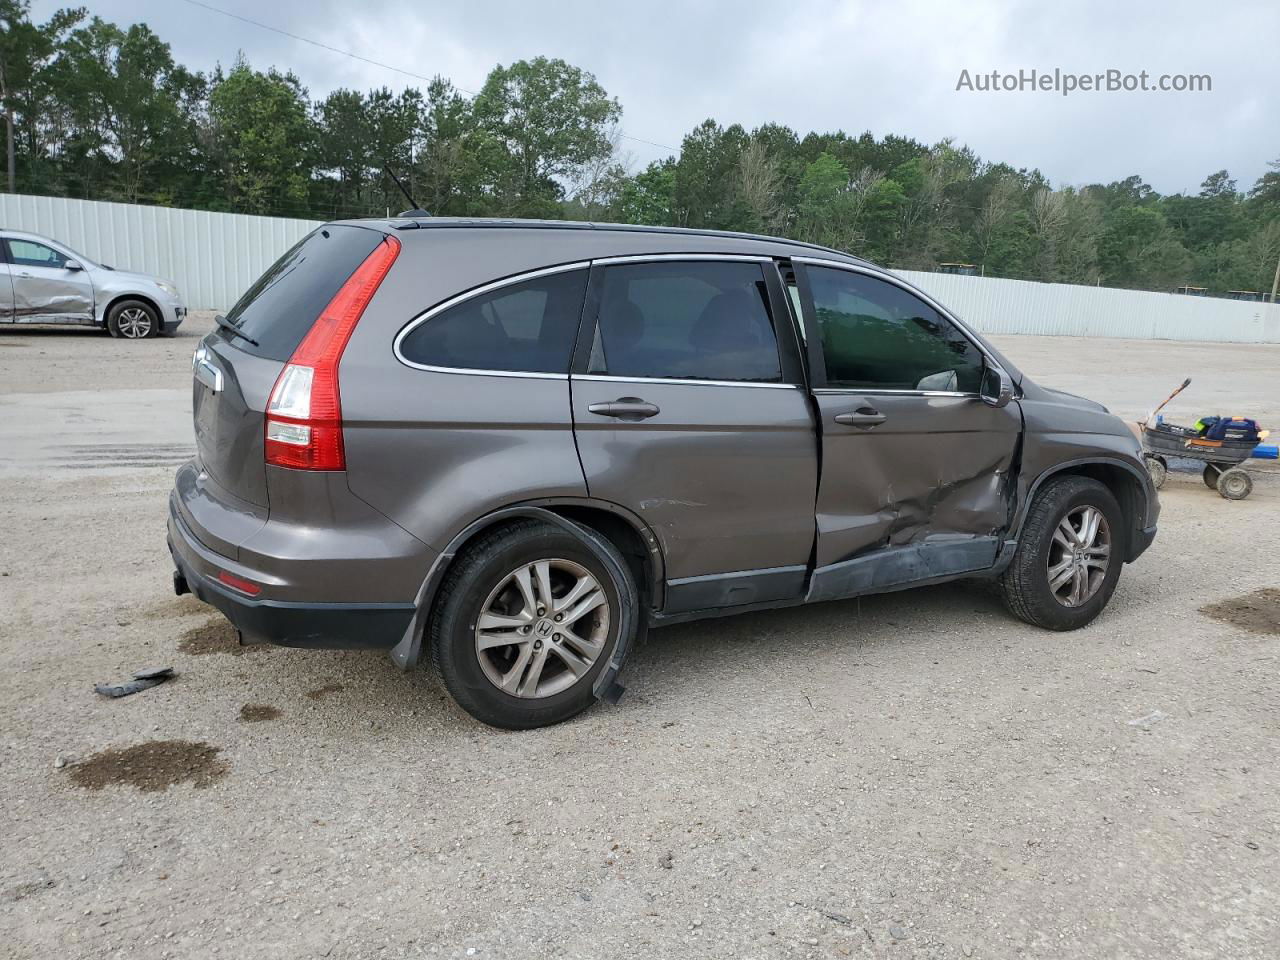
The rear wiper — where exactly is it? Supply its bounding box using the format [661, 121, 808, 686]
[215, 313, 259, 347]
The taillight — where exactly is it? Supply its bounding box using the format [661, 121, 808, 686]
[265, 236, 400, 470]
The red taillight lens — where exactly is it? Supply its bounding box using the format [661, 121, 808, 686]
[265, 236, 400, 470]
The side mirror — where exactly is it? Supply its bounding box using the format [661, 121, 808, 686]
[64, 259, 83, 271]
[981, 364, 1014, 408]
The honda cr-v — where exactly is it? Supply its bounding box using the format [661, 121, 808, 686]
[168, 219, 1158, 728]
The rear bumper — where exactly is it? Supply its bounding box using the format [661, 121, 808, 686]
[167, 503, 415, 650]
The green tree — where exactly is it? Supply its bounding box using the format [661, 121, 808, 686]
[672, 119, 748, 229]
[612, 158, 676, 225]
[473, 56, 620, 217]
[1099, 205, 1190, 289]
[51, 17, 202, 202]
[0, 0, 84, 193]
[207, 59, 315, 216]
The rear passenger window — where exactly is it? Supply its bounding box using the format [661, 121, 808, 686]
[399, 268, 588, 374]
[588, 261, 782, 382]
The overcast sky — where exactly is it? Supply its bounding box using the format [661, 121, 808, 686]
[35, 0, 1280, 195]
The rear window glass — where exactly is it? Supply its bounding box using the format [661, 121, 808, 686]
[398, 268, 588, 374]
[222, 225, 385, 361]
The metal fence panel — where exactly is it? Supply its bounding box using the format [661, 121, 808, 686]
[0, 193, 318, 310]
[894, 270, 1279, 343]
[3, 193, 1278, 339]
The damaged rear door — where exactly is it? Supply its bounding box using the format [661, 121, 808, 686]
[793, 260, 1021, 601]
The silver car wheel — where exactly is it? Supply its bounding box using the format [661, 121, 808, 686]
[1046, 505, 1111, 607]
[474, 558, 610, 699]
[117, 306, 153, 338]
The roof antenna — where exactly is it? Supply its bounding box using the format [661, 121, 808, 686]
[383, 163, 430, 218]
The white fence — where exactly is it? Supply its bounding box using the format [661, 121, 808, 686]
[0, 193, 317, 311]
[895, 269, 1280, 344]
[3, 193, 1278, 341]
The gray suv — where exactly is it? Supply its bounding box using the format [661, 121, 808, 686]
[168, 219, 1158, 728]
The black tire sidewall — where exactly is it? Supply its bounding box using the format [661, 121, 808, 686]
[1013, 478, 1125, 630]
[1217, 469, 1252, 500]
[433, 523, 627, 729]
[107, 299, 159, 339]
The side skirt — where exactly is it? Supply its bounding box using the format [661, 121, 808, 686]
[806, 536, 1000, 604]
[663, 564, 808, 615]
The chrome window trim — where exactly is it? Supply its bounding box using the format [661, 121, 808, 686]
[790, 255, 1002, 370]
[393, 261, 591, 375]
[574, 374, 797, 390]
[591, 253, 773, 265]
[811, 387, 977, 399]
[395, 254, 780, 380]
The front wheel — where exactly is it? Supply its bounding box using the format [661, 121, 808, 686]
[430, 520, 636, 729]
[107, 299, 159, 339]
[999, 476, 1125, 631]
[1145, 455, 1168, 489]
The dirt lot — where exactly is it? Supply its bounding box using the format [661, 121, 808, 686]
[2, 315, 1278, 959]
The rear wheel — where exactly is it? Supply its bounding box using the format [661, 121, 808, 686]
[107, 299, 159, 339]
[999, 476, 1124, 631]
[1202, 463, 1222, 489]
[430, 520, 635, 729]
[1217, 468, 1252, 500]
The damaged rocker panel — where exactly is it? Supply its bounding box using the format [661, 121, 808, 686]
[806, 536, 1000, 603]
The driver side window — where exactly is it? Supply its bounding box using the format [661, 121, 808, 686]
[806, 266, 983, 393]
[6, 239, 67, 269]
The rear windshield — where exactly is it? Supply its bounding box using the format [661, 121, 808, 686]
[222, 224, 385, 361]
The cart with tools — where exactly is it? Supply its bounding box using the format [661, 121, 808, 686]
[1140, 378, 1259, 500]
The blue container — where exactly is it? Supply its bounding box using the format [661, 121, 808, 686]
[1251, 444, 1278, 460]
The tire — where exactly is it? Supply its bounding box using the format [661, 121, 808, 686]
[107, 299, 159, 339]
[1216, 468, 1252, 500]
[999, 476, 1125, 631]
[1202, 463, 1222, 490]
[1145, 455, 1168, 489]
[430, 519, 636, 729]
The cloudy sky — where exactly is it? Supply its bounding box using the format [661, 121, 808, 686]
[34, 0, 1280, 194]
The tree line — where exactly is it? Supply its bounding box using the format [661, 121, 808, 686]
[2, 1, 1278, 294]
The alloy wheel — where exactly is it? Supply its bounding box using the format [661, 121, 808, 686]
[474, 558, 610, 699]
[1046, 505, 1111, 607]
[117, 306, 153, 338]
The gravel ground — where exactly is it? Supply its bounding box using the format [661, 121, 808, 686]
[2, 316, 1278, 959]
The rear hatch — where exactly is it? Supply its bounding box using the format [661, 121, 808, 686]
[185, 224, 387, 548]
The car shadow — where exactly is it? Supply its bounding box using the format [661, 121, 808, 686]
[232, 579, 1014, 737]
[0, 325, 106, 338]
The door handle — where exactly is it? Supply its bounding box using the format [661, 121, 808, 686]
[833, 407, 886, 427]
[587, 397, 660, 421]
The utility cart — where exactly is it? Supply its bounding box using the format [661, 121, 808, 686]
[1140, 378, 1260, 500]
